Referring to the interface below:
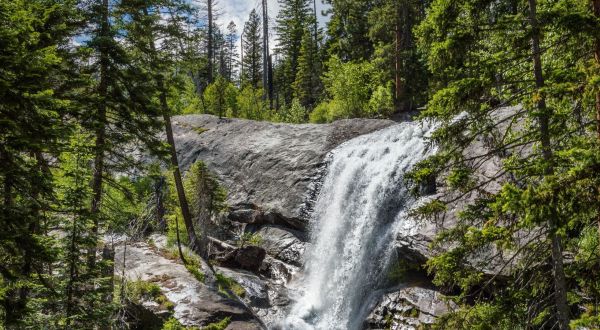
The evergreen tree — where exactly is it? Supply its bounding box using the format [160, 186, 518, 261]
[79, 0, 165, 273]
[410, 0, 600, 328]
[368, 0, 428, 111]
[293, 27, 322, 109]
[323, 0, 374, 61]
[275, 0, 313, 106]
[0, 0, 76, 325]
[222, 21, 239, 81]
[118, 0, 204, 254]
[241, 9, 263, 88]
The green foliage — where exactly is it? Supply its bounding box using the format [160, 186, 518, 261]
[273, 98, 308, 124]
[215, 274, 245, 299]
[186, 265, 206, 284]
[202, 317, 231, 330]
[292, 27, 322, 109]
[313, 56, 392, 122]
[323, 0, 373, 61]
[236, 86, 269, 120]
[202, 76, 239, 118]
[126, 280, 174, 312]
[238, 232, 263, 248]
[241, 9, 263, 88]
[162, 317, 200, 330]
[171, 75, 203, 115]
[308, 102, 330, 123]
[275, 0, 314, 105]
[409, 0, 600, 328]
[184, 160, 228, 221]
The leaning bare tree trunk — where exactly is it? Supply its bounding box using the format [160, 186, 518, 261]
[88, 0, 109, 271]
[163, 110, 199, 250]
[142, 7, 200, 254]
[528, 1, 569, 328]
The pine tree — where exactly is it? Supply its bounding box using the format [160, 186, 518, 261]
[323, 0, 374, 61]
[223, 21, 239, 81]
[368, 0, 428, 111]
[0, 0, 76, 325]
[411, 0, 599, 328]
[241, 9, 263, 88]
[118, 0, 203, 253]
[293, 27, 322, 109]
[79, 0, 165, 273]
[275, 0, 313, 106]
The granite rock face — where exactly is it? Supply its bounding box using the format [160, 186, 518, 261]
[161, 114, 509, 327]
[365, 287, 457, 330]
[171, 115, 395, 228]
[114, 235, 263, 329]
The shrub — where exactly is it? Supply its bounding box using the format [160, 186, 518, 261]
[203, 317, 231, 330]
[236, 86, 268, 120]
[202, 76, 239, 118]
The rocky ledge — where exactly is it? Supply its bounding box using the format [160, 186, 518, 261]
[157, 115, 472, 328]
[114, 235, 264, 329]
[171, 115, 395, 230]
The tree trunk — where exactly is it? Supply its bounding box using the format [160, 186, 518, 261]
[594, 0, 600, 141]
[262, 0, 269, 102]
[207, 0, 214, 84]
[527, 0, 569, 328]
[143, 7, 199, 251]
[88, 0, 109, 271]
[175, 216, 188, 265]
[394, 4, 405, 112]
[162, 99, 199, 250]
[592, 0, 600, 235]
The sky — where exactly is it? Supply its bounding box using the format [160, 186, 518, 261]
[213, 0, 331, 47]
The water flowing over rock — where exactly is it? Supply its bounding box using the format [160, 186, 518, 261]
[281, 121, 438, 330]
[155, 115, 471, 328]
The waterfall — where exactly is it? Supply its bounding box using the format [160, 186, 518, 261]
[281, 121, 437, 330]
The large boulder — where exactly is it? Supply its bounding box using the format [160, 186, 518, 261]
[114, 236, 263, 329]
[171, 115, 395, 230]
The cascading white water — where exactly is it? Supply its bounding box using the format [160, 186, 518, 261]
[281, 120, 437, 330]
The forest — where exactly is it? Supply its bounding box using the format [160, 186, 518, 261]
[1, 0, 600, 329]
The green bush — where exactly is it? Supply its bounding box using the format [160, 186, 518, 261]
[161, 317, 200, 330]
[126, 280, 173, 310]
[309, 101, 330, 123]
[202, 76, 239, 118]
[273, 98, 307, 123]
[203, 317, 231, 330]
[237, 86, 268, 120]
[311, 56, 392, 122]
[238, 232, 262, 248]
